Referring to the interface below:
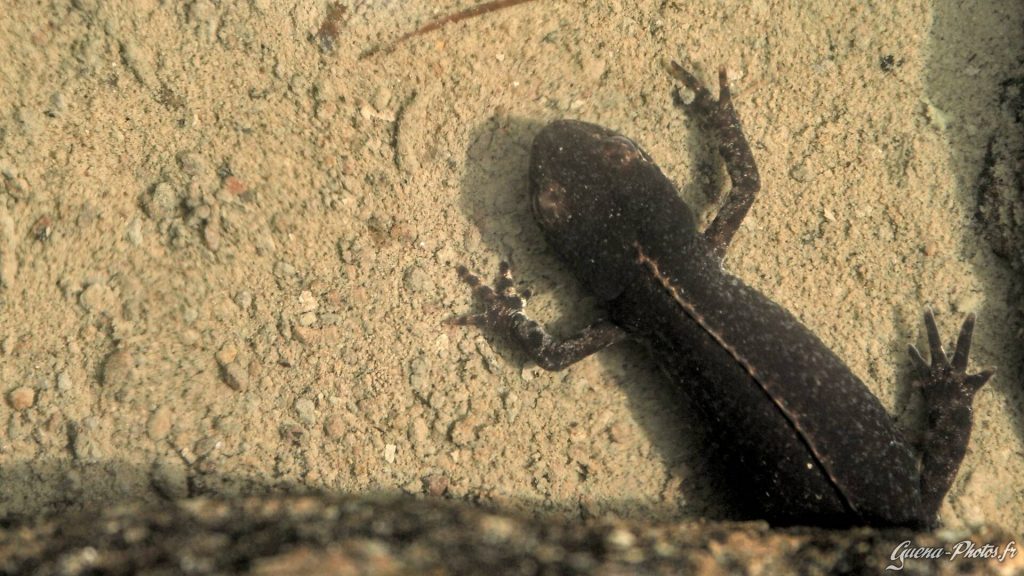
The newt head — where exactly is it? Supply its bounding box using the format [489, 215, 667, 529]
[528, 119, 698, 300]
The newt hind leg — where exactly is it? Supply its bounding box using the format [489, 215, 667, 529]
[908, 310, 994, 524]
[668, 63, 761, 260]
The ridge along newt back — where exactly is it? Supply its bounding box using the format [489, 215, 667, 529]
[452, 62, 994, 528]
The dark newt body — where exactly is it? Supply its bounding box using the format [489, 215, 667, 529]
[454, 64, 992, 528]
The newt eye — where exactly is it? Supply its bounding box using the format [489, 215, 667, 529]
[533, 180, 570, 225]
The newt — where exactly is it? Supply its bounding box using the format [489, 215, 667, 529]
[453, 62, 994, 528]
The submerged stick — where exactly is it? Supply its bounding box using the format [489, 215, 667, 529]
[361, 0, 540, 59]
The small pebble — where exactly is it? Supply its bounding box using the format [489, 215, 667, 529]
[234, 290, 253, 311]
[292, 325, 319, 345]
[478, 515, 516, 541]
[177, 151, 209, 177]
[102, 349, 136, 387]
[70, 420, 105, 462]
[605, 527, 636, 550]
[77, 202, 98, 227]
[273, 260, 296, 278]
[451, 416, 479, 446]
[324, 414, 345, 439]
[373, 86, 392, 111]
[7, 386, 35, 410]
[383, 443, 397, 463]
[409, 356, 429, 393]
[193, 204, 211, 221]
[215, 343, 238, 366]
[145, 182, 179, 220]
[79, 283, 118, 315]
[203, 223, 221, 251]
[789, 163, 812, 183]
[147, 406, 172, 440]
[126, 218, 144, 245]
[294, 397, 316, 426]
[521, 362, 541, 382]
[298, 290, 318, 312]
[409, 417, 429, 445]
[151, 458, 189, 499]
[221, 361, 247, 390]
[180, 329, 201, 346]
[425, 473, 449, 497]
[403, 265, 433, 292]
[56, 371, 72, 392]
[47, 92, 67, 116]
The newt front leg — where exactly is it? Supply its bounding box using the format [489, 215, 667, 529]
[669, 64, 760, 259]
[449, 262, 628, 371]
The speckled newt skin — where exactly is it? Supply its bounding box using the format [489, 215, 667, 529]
[454, 63, 993, 528]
